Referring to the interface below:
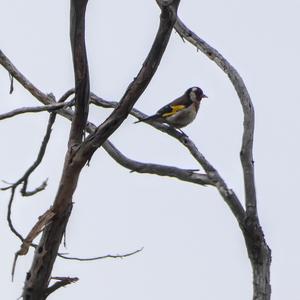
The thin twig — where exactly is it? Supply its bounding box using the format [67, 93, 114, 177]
[21, 179, 48, 197]
[0, 50, 55, 105]
[58, 88, 75, 103]
[7, 187, 24, 242]
[2, 113, 56, 257]
[1, 112, 57, 192]
[0, 102, 72, 121]
[58, 247, 143, 262]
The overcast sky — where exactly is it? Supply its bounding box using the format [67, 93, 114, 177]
[0, 1, 299, 299]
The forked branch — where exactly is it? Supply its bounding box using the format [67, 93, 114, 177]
[20, 1, 182, 299]
[174, 17, 256, 217]
[76, 0, 181, 164]
[171, 12, 271, 300]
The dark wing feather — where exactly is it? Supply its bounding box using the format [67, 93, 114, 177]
[157, 104, 186, 118]
[135, 93, 192, 123]
[134, 114, 160, 124]
[157, 94, 192, 118]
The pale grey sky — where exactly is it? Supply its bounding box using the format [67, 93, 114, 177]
[0, 1, 299, 299]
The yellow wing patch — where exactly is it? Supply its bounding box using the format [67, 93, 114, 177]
[162, 105, 185, 117]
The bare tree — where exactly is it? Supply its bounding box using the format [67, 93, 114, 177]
[0, 1, 271, 299]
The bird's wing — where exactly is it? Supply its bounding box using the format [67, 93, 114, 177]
[156, 94, 192, 118]
[158, 104, 186, 118]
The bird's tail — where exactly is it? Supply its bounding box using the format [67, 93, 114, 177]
[134, 114, 159, 124]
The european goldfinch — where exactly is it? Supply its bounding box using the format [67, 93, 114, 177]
[135, 87, 207, 128]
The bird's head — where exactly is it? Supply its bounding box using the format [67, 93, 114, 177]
[186, 87, 208, 102]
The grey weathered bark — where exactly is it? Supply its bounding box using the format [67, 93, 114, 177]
[0, 1, 271, 299]
[20, 0, 180, 298]
[21, 0, 90, 297]
[173, 14, 271, 300]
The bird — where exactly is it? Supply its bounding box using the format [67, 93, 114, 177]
[134, 87, 207, 129]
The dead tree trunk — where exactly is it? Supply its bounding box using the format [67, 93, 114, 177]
[0, 2, 271, 299]
[21, 0, 180, 298]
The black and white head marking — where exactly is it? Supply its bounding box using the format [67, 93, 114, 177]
[189, 87, 201, 102]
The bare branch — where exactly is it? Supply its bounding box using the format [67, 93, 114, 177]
[0, 50, 75, 108]
[0, 102, 72, 121]
[7, 187, 24, 242]
[0, 50, 55, 106]
[45, 277, 79, 297]
[1, 51, 209, 193]
[91, 93, 244, 221]
[135, 116, 246, 222]
[103, 141, 212, 186]
[170, 14, 271, 300]
[57, 94, 213, 187]
[21, 179, 48, 197]
[58, 247, 143, 262]
[17, 111, 55, 191]
[3, 113, 56, 268]
[0, 51, 77, 130]
[2, 22, 245, 296]
[90, 93, 118, 108]
[77, 0, 181, 163]
[58, 88, 75, 103]
[173, 18, 256, 217]
[69, 0, 90, 146]
[1, 50, 243, 224]
[180, 136, 246, 223]
[22, 3, 181, 297]
[90, 94, 244, 219]
[1, 112, 56, 193]
[90, 93, 150, 122]
[0, 2, 270, 299]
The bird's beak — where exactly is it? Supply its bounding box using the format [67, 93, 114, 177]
[203, 94, 208, 98]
